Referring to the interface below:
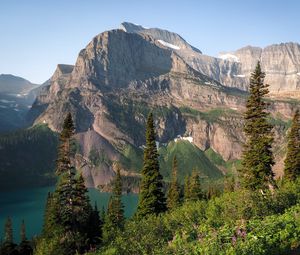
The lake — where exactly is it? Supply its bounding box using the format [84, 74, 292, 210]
[0, 186, 138, 243]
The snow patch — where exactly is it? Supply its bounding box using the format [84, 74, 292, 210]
[233, 74, 245, 78]
[174, 135, 193, 143]
[219, 53, 240, 62]
[157, 40, 180, 50]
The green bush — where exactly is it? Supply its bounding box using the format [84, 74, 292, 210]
[88, 178, 300, 255]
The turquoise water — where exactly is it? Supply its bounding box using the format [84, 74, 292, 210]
[0, 186, 138, 243]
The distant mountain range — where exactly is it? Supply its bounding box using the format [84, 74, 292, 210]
[2, 22, 300, 190]
[0, 74, 43, 132]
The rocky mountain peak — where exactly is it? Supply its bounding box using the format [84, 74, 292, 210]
[120, 22, 202, 54]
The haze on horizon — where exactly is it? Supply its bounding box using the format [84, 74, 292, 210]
[1, 0, 299, 84]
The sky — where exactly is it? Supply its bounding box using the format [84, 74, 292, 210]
[0, 0, 299, 84]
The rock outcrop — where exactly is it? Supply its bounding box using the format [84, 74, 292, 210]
[27, 22, 300, 187]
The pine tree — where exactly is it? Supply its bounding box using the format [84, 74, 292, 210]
[4, 217, 13, 244]
[189, 171, 203, 201]
[240, 62, 275, 190]
[87, 203, 102, 245]
[184, 175, 191, 202]
[284, 109, 300, 181]
[167, 156, 180, 209]
[42, 192, 58, 237]
[109, 166, 125, 227]
[72, 173, 94, 234]
[56, 169, 77, 230]
[136, 113, 166, 218]
[0, 217, 18, 255]
[102, 166, 125, 242]
[38, 113, 97, 254]
[20, 220, 26, 242]
[18, 220, 33, 255]
[56, 112, 75, 175]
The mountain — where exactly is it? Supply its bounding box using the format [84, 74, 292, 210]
[0, 74, 43, 132]
[24, 22, 299, 190]
[0, 74, 38, 94]
[121, 24, 300, 94]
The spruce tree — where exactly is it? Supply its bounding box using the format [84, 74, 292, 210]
[184, 175, 191, 202]
[18, 220, 33, 255]
[102, 166, 125, 242]
[189, 171, 203, 201]
[87, 203, 102, 245]
[1, 217, 18, 255]
[108, 166, 125, 227]
[56, 112, 75, 175]
[240, 62, 275, 190]
[4, 217, 13, 244]
[167, 156, 180, 209]
[38, 113, 97, 254]
[20, 220, 26, 242]
[284, 109, 300, 180]
[42, 192, 61, 237]
[136, 113, 166, 218]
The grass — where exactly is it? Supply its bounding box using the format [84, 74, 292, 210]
[159, 140, 223, 183]
[119, 143, 144, 172]
[205, 148, 242, 174]
[179, 106, 240, 123]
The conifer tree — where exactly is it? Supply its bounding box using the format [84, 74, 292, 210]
[87, 203, 102, 245]
[56, 112, 75, 175]
[4, 217, 13, 244]
[184, 175, 191, 202]
[109, 166, 125, 227]
[167, 156, 180, 209]
[189, 171, 203, 201]
[72, 173, 92, 231]
[102, 166, 125, 242]
[0, 217, 18, 255]
[136, 113, 166, 218]
[38, 113, 97, 254]
[284, 109, 300, 180]
[20, 220, 26, 242]
[240, 62, 275, 190]
[42, 192, 60, 237]
[18, 220, 33, 255]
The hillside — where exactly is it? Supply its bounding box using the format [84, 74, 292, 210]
[0, 125, 58, 190]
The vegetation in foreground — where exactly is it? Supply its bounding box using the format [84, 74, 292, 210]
[1, 62, 300, 255]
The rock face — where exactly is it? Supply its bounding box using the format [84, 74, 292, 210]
[27, 22, 300, 187]
[221, 43, 300, 93]
[123, 23, 300, 93]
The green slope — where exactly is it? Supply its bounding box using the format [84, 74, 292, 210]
[159, 140, 223, 183]
[0, 125, 58, 190]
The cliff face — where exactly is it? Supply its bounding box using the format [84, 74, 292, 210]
[123, 23, 300, 94]
[27, 23, 299, 188]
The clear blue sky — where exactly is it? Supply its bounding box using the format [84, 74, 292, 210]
[1, 0, 299, 84]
